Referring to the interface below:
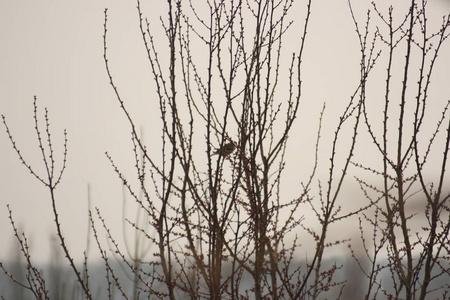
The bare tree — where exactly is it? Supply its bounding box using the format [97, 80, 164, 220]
[100, 0, 361, 298]
[2, 97, 92, 299]
[349, 1, 450, 299]
[1, 0, 449, 300]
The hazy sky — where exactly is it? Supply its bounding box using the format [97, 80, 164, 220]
[1, 0, 449, 264]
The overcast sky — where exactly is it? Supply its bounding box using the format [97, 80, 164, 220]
[1, 0, 449, 264]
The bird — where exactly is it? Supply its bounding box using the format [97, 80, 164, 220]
[212, 142, 236, 157]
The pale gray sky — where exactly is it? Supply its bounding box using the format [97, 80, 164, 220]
[1, 0, 449, 264]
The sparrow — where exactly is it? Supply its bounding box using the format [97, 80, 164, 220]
[212, 142, 236, 157]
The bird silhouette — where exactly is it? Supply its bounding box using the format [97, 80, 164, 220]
[212, 142, 236, 157]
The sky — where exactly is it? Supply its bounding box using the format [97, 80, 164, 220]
[1, 0, 449, 265]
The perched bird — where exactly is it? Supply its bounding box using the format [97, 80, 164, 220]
[212, 142, 236, 157]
